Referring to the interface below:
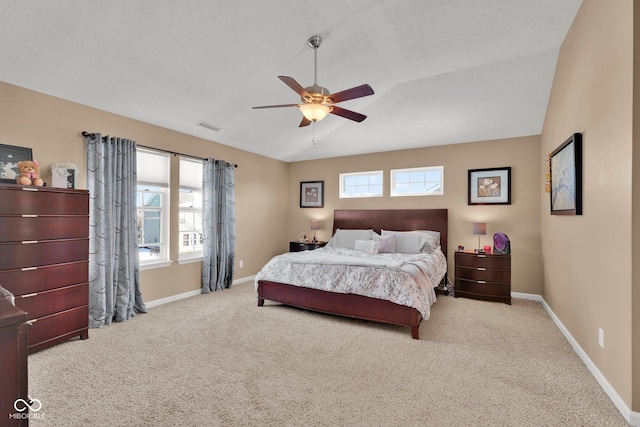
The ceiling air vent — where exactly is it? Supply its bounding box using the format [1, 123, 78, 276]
[197, 121, 222, 132]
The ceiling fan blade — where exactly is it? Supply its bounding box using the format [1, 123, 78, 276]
[327, 84, 374, 104]
[330, 106, 367, 122]
[252, 104, 299, 109]
[299, 117, 312, 127]
[278, 76, 310, 99]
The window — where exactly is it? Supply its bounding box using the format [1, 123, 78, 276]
[136, 149, 170, 265]
[178, 157, 203, 260]
[339, 170, 383, 198]
[391, 166, 444, 196]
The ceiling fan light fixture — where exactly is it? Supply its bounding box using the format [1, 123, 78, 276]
[299, 103, 331, 122]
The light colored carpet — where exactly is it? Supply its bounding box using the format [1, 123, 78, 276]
[28, 281, 626, 426]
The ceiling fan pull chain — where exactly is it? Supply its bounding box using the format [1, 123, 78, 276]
[312, 121, 316, 145]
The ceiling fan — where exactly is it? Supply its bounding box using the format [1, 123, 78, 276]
[253, 35, 374, 127]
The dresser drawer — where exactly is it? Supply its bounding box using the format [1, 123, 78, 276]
[27, 305, 88, 351]
[0, 187, 88, 215]
[14, 283, 88, 321]
[0, 215, 89, 241]
[0, 261, 88, 295]
[0, 239, 89, 270]
[454, 266, 510, 283]
[454, 253, 510, 269]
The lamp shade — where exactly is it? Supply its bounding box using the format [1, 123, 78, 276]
[299, 103, 331, 122]
[472, 222, 487, 235]
[310, 220, 320, 230]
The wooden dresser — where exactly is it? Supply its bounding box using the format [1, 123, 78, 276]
[454, 251, 511, 304]
[0, 286, 30, 426]
[0, 183, 90, 353]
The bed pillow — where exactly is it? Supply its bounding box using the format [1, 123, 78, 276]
[372, 233, 396, 253]
[326, 229, 374, 249]
[381, 230, 421, 254]
[354, 239, 379, 254]
[414, 230, 440, 253]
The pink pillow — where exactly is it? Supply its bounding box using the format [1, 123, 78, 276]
[373, 234, 396, 253]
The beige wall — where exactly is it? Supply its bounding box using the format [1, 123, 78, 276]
[0, 81, 289, 302]
[541, 0, 634, 409]
[287, 135, 543, 295]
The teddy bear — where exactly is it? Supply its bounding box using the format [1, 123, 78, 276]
[16, 160, 44, 186]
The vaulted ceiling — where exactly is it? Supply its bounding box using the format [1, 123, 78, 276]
[0, 1, 582, 162]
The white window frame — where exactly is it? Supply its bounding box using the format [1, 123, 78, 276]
[339, 170, 384, 198]
[390, 166, 444, 197]
[178, 157, 204, 263]
[137, 149, 171, 269]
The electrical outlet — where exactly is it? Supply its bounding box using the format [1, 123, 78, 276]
[598, 328, 604, 348]
[239, 260, 244, 268]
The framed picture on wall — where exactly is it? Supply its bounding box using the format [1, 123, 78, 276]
[0, 144, 33, 184]
[300, 181, 324, 208]
[468, 167, 511, 205]
[550, 133, 582, 215]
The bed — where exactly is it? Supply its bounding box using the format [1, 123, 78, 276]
[255, 209, 448, 339]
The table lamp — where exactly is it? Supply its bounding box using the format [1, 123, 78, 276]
[473, 222, 487, 251]
[310, 220, 320, 243]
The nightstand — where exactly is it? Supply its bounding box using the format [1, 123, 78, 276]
[289, 241, 327, 252]
[454, 251, 511, 304]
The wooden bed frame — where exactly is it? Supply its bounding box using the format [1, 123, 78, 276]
[257, 209, 448, 339]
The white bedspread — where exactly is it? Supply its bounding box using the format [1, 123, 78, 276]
[254, 247, 447, 319]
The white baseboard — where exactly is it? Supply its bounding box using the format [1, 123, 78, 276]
[145, 275, 257, 309]
[513, 292, 639, 425]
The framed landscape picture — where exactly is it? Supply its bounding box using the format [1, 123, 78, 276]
[0, 144, 33, 184]
[468, 167, 511, 205]
[300, 181, 324, 208]
[550, 133, 582, 215]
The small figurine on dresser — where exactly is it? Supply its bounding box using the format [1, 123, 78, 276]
[16, 160, 44, 186]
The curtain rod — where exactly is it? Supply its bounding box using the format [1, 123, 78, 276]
[81, 131, 238, 168]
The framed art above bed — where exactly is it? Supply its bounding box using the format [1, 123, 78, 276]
[300, 181, 324, 208]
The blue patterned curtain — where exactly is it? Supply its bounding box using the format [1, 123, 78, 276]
[85, 133, 147, 327]
[202, 159, 236, 293]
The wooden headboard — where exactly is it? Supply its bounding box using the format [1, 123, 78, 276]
[333, 209, 448, 256]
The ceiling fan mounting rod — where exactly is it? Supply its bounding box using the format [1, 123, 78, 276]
[307, 35, 322, 86]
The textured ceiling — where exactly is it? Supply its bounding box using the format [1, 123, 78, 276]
[0, 0, 582, 162]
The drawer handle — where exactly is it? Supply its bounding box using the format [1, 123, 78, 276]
[22, 266, 38, 271]
[27, 319, 38, 325]
[22, 292, 38, 298]
[477, 280, 486, 284]
[22, 188, 38, 192]
[22, 240, 38, 244]
[22, 214, 38, 218]
[477, 267, 486, 271]
[477, 255, 486, 258]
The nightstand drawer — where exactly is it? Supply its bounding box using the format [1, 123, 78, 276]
[455, 266, 510, 283]
[455, 253, 510, 269]
[455, 279, 510, 300]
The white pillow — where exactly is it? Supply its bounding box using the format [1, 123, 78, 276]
[354, 239, 379, 254]
[326, 229, 374, 249]
[381, 230, 440, 254]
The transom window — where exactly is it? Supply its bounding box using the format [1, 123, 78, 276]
[391, 166, 444, 196]
[339, 170, 383, 198]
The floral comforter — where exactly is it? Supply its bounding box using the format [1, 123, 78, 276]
[254, 247, 447, 319]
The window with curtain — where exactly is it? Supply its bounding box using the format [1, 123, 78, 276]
[179, 157, 203, 261]
[136, 149, 170, 265]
